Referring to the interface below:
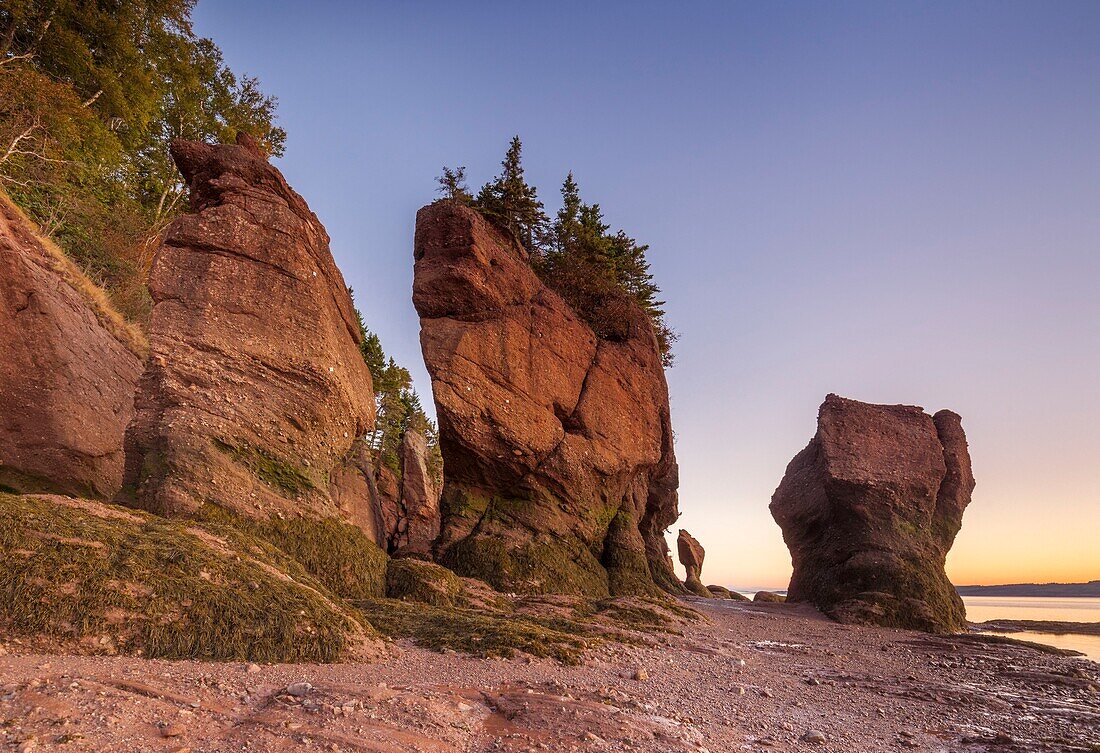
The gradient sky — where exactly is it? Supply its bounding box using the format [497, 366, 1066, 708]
[193, 1, 1100, 589]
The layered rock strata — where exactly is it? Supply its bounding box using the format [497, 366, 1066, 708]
[120, 135, 381, 547]
[0, 193, 143, 498]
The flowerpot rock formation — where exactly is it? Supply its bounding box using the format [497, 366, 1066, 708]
[677, 529, 712, 597]
[770, 394, 975, 633]
[412, 200, 682, 597]
[120, 134, 383, 545]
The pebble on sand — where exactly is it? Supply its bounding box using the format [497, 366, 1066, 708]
[287, 681, 313, 697]
[802, 730, 827, 744]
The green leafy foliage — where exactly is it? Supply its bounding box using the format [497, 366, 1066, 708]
[458, 138, 677, 365]
[0, 1, 284, 324]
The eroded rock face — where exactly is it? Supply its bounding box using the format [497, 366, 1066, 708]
[376, 430, 442, 557]
[0, 194, 143, 498]
[413, 200, 681, 597]
[121, 135, 379, 540]
[770, 394, 975, 633]
[397, 430, 442, 554]
[677, 530, 711, 597]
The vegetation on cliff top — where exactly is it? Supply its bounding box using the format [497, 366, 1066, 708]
[0, 0, 284, 324]
[438, 137, 677, 365]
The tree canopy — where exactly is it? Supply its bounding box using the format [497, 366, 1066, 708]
[450, 138, 676, 366]
[0, 0, 284, 322]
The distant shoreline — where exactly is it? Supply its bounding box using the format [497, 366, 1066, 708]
[956, 581, 1100, 597]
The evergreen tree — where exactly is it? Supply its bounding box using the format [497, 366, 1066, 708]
[436, 165, 472, 203]
[353, 306, 443, 480]
[474, 136, 549, 253]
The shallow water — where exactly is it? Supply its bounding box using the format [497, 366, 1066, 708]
[963, 596, 1100, 661]
[731, 592, 1100, 661]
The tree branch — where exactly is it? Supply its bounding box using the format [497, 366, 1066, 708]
[0, 122, 38, 165]
[0, 51, 33, 67]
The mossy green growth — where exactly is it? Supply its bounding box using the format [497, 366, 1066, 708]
[356, 598, 593, 665]
[356, 593, 697, 664]
[193, 502, 388, 600]
[386, 558, 464, 607]
[0, 493, 365, 662]
[212, 439, 314, 495]
[593, 598, 691, 634]
[440, 532, 610, 597]
[602, 510, 662, 598]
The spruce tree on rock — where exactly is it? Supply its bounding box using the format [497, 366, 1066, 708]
[436, 166, 472, 203]
[475, 136, 549, 253]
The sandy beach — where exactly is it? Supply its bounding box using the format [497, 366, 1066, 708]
[2, 598, 1096, 753]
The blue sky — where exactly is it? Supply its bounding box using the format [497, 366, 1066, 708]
[194, 1, 1100, 587]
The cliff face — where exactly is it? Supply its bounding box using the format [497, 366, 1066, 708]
[120, 135, 381, 543]
[0, 193, 143, 498]
[770, 394, 975, 633]
[412, 200, 681, 597]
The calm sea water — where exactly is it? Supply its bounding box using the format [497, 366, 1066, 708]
[963, 596, 1100, 661]
[735, 592, 1100, 661]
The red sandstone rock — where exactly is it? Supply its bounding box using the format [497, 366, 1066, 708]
[770, 394, 975, 633]
[374, 430, 441, 557]
[677, 530, 711, 597]
[0, 194, 143, 498]
[413, 200, 681, 596]
[397, 430, 441, 554]
[120, 135, 379, 539]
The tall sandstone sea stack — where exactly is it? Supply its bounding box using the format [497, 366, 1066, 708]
[413, 200, 682, 597]
[677, 530, 711, 597]
[0, 193, 143, 498]
[120, 135, 387, 572]
[770, 394, 975, 633]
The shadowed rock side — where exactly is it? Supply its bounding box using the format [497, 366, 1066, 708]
[677, 530, 711, 597]
[120, 135, 383, 547]
[770, 394, 975, 633]
[413, 200, 682, 597]
[0, 193, 143, 498]
[377, 430, 442, 558]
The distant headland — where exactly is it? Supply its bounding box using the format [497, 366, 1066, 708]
[956, 581, 1100, 597]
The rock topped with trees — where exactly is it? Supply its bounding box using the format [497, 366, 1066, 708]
[120, 135, 386, 592]
[770, 394, 975, 633]
[0, 1, 283, 324]
[438, 138, 676, 365]
[414, 139, 681, 597]
[0, 191, 144, 498]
